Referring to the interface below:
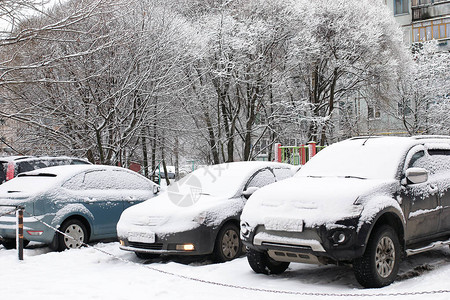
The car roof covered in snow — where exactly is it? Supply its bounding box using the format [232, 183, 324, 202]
[298, 136, 450, 180]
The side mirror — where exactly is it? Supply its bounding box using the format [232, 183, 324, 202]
[242, 186, 259, 199]
[153, 185, 160, 194]
[405, 168, 428, 184]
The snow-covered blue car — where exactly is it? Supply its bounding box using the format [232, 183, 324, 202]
[0, 165, 159, 251]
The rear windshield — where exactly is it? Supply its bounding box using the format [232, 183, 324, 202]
[0, 174, 57, 194]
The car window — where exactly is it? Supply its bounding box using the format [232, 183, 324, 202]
[272, 168, 292, 181]
[0, 162, 6, 184]
[83, 170, 115, 190]
[62, 173, 86, 190]
[111, 170, 154, 190]
[407, 150, 425, 169]
[17, 161, 36, 173]
[426, 149, 450, 175]
[410, 149, 450, 176]
[63, 170, 153, 191]
[246, 169, 275, 189]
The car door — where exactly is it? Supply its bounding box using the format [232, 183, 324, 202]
[402, 148, 441, 242]
[112, 169, 156, 211]
[427, 149, 450, 234]
[78, 170, 124, 237]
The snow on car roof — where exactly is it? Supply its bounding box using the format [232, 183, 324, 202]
[184, 161, 291, 197]
[0, 165, 150, 201]
[298, 136, 450, 179]
[17, 164, 110, 179]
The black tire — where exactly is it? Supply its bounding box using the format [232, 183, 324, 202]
[213, 223, 242, 262]
[56, 219, 88, 251]
[247, 248, 290, 275]
[1, 238, 29, 249]
[135, 252, 160, 259]
[353, 225, 401, 288]
[1, 238, 15, 249]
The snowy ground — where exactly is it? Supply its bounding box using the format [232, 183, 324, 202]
[0, 242, 449, 300]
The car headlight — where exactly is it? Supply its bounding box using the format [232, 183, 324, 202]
[193, 212, 207, 225]
[240, 221, 250, 238]
[350, 203, 364, 217]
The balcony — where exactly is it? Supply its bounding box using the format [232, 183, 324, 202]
[411, 0, 450, 21]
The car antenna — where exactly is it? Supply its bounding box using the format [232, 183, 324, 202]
[362, 135, 372, 146]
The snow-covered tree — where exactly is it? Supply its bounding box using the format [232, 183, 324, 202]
[284, 0, 407, 145]
[390, 41, 450, 135]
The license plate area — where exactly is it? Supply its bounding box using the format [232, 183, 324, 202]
[128, 232, 156, 243]
[264, 217, 304, 232]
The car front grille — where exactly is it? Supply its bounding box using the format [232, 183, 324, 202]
[129, 242, 163, 250]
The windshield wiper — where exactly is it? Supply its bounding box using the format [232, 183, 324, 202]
[343, 176, 366, 180]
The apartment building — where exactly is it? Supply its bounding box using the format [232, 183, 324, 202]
[386, 0, 450, 49]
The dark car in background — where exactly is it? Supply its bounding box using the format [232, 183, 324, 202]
[0, 156, 90, 184]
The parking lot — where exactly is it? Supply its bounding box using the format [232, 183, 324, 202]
[1, 242, 449, 300]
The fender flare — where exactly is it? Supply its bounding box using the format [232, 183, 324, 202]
[51, 203, 94, 233]
[358, 206, 406, 254]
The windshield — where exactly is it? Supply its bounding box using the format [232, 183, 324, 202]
[296, 139, 408, 179]
[168, 164, 253, 198]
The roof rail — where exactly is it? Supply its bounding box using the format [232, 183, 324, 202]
[412, 135, 450, 140]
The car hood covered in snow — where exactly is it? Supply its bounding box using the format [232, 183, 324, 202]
[241, 176, 399, 228]
[117, 191, 244, 237]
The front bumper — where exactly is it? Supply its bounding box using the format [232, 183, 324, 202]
[243, 221, 366, 263]
[119, 225, 216, 256]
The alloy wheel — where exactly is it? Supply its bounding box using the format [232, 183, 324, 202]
[375, 236, 396, 278]
[221, 229, 239, 259]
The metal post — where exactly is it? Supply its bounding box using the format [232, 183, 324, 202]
[274, 143, 282, 162]
[300, 145, 307, 165]
[16, 207, 24, 260]
[308, 141, 317, 161]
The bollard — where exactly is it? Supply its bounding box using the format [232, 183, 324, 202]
[16, 208, 24, 260]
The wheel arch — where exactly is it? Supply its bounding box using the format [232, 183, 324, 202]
[50, 214, 92, 250]
[363, 208, 406, 255]
[51, 204, 94, 236]
[214, 218, 240, 241]
[60, 215, 92, 240]
[212, 217, 242, 262]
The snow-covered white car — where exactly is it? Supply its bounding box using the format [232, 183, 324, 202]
[117, 161, 294, 262]
[0, 165, 159, 251]
[240, 136, 450, 288]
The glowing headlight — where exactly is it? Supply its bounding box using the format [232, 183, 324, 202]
[176, 244, 195, 251]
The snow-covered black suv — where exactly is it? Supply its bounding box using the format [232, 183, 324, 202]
[240, 136, 450, 288]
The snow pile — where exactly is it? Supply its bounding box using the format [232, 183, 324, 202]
[0, 242, 449, 300]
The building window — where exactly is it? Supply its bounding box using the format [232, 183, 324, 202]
[398, 101, 412, 117]
[394, 0, 409, 15]
[413, 18, 449, 42]
[368, 106, 381, 120]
